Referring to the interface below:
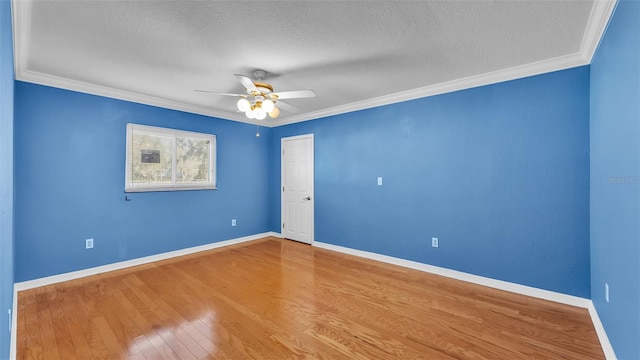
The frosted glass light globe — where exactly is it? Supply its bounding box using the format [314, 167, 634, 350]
[262, 99, 275, 113]
[237, 98, 250, 112]
[268, 106, 280, 119]
[245, 109, 255, 119]
[256, 107, 267, 120]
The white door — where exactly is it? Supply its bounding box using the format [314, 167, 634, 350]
[281, 134, 314, 244]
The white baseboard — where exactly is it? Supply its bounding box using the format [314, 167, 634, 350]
[9, 287, 17, 360]
[313, 241, 590, 308]
[14, 232, 277, 292]
[588, 302, 617, 360]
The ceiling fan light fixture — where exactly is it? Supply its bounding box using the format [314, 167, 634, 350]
[196, 71, 315, 121]
[237, 98, 250, 112]
[262, 99, 275, 112]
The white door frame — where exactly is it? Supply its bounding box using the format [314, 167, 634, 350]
[281, 134, 314, 244]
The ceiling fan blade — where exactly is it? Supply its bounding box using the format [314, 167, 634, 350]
[235, 74, 258, 93]
[275, 100, 298, 113]
[271, 89, 316, 100]
[195, 90, 244, 97]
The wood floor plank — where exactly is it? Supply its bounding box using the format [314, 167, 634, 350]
[46, 289, 78, 359]
[58, 288, 94, 359]
[119, 279, 199, 360]
[112, 288, 181, 360]
[22, 293, 43, 360]
[17, 237, 605, 359]
[34, 292, 61, 360]
[15, 291, 28, 360]
[92, 316, 124, 359]
[71, 289, 114, 360]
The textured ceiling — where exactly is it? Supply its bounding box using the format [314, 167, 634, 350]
[13, 0, 615, 126]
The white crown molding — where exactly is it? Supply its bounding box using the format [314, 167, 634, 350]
[580, 0, 618, 63]
[16, 69, 260, 125]
[11, 0, 31, 80]
[588, 302, 618, 359]
[12, 0, 616, 128]
[270, 52, 589, 127]
[313, 241, 590, 308]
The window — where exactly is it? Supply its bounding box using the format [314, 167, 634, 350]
[125, 124, 216, 192]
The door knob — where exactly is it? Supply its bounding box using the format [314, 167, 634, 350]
[304, 196, 311, 201]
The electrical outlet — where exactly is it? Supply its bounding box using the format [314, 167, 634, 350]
[85, 238, 94, 249]
[377, 177, 383, 186]
[231, 219, 237, 227]
[432, 237, 439, 248]
[605, 283, 609, 303]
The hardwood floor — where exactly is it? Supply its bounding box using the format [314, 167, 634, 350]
[17, 237, 604, 359]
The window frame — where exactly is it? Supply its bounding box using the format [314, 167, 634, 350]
[125, 123, 217, 193]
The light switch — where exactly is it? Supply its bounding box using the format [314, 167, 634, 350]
[377, 177, 383, 186]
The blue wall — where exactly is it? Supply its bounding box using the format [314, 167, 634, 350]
[0, 0, 14, 358]
[14, 82, 272, 281]
[7, 4, 639, 356]
[590, 1, 640, 359]
[271, 67, 591, 297]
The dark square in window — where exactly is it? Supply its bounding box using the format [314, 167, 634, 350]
[141, 149, 160, 163]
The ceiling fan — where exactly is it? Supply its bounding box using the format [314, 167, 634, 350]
[196, 69, 316, 120]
